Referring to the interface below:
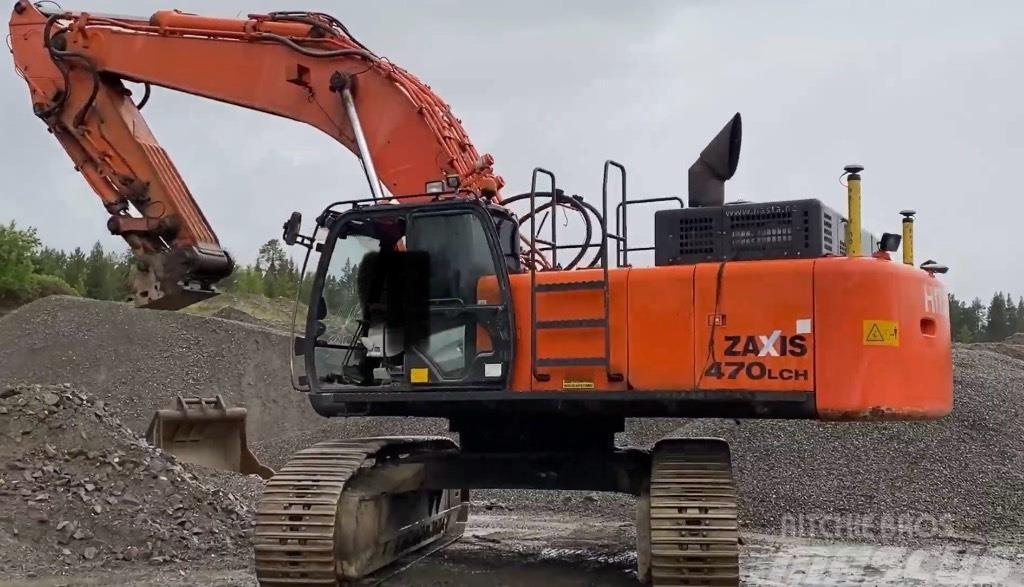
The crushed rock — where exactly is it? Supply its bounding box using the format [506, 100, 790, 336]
[0, 383, 258, 578]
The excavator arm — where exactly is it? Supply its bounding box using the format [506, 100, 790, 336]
[9, 1, 501, 309]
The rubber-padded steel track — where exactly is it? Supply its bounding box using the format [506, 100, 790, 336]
[648, 439, 739, 586]
[254, 437, 462, 586]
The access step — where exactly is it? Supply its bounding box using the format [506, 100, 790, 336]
[537, 356, 607, 367]
[534, 280, 605, 292]
[535, 318, 607, 329]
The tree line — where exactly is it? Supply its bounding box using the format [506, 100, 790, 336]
[949, 293, 1024, 343]
[1, 221, 1021, 343]
[0, 222, 125, 303]
[0, 222, 357, 315]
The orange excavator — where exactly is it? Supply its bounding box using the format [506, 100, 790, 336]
[9, 3, 953, 586]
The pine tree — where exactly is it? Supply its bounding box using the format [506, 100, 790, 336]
[1017, 297, 1024, 336]
[1007, 295, 1021, 338]
[62, 247, 88, 293]
[256, 239, 288, 298]
[985, 292, 1009, 342]
[110, 250, 133, 301]
[84, 242, 112, 300]
[956, 324, 974, 343]
[31, 246, 68, 278]
[233, 266, 264, 295]
[948, 294, 966, 341]
[966, 298, 985, 341]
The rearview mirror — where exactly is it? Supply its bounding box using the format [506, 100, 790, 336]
[688, 112, 742, 208]
[282, 212, 302, 246]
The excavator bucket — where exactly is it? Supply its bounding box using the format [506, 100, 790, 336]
[145, 395, 274, 479]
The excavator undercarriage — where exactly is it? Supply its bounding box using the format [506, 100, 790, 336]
[253, 425, 738, 587]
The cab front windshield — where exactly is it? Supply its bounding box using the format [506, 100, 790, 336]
[310, 208, 505, 388]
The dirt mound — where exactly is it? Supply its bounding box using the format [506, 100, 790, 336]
[1005, 332, 1024, 345]
[0, 383, 259, 578]
[969, 341, 1024, 362]
[0, 296, 447, 460]
[184, 292, 307, 332]
[211, 306, 270, 328]
[670, 347, 1024, 547]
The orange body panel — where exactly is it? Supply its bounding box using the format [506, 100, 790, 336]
[626, 266, 695, 391]
[692, 260, 815, 392]
[813, 257, 952, 420]
[494, 257, 951, 422]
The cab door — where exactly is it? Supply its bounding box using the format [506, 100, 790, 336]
[400, 205, 515, 389]
[304, 202, 515, 393]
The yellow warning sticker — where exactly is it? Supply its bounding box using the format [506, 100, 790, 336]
[863, 320, 899, 346]
[562, 379, 595, 390]
[410, 368, 429, 383]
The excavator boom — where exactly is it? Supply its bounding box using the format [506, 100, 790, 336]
[9, 1, 501, 308]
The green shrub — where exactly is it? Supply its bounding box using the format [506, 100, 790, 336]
[0, 221, 39, 298]
[26, 273, 79, 299]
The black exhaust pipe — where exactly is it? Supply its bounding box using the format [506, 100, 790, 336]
[688, 113, 742, 208]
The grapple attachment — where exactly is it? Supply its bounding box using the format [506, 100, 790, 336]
[145, 395, 273, 479]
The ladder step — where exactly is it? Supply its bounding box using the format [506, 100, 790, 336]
[535, 280, 605, 292]
[536, 318, 607, 329]
[537, 356, 607, 367]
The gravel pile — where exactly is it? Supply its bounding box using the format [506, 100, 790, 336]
[0, 296, 302, 439]
[0, 296, 445, 462]
[0, 383, 260, 578]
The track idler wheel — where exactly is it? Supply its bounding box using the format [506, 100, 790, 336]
[637, 438, 739, 586]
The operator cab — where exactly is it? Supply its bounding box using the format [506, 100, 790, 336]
[286, 198, 516, 394]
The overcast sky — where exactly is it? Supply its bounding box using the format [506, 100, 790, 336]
[3, 0, 1021, 301]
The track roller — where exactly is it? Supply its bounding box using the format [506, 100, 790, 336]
[637, 438, 739, 586]
[254, 437, 468, 586]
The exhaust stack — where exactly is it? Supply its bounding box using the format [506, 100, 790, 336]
[688, 112, 742, 208]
